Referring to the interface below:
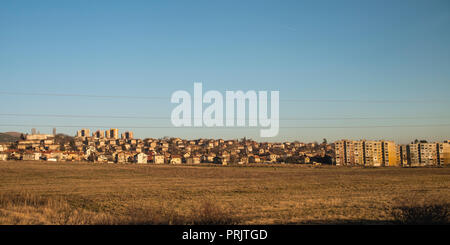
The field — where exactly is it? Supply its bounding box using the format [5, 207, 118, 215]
[0, 161, 449, 225]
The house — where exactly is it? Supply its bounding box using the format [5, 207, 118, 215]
[0, 144, 8, 152]
[238, 156, 248, 165]
[185, 156, 201, 165]
[22, 152, 41, 161]
[303, 156, 310, 164]
[248, 155, 261, 163]
[154, 154, 165, 164]
[170, 155, 182, 164]
[134, 153, 148, 164]
[0, 153, 8, 161]
[206, 153, 216, 162]
[213, 156, 227, 165]
[269, 154, 279, 163]
[66, 152, 83, 161]
[96, 154, 109, 163]
[115, 152, 127, 164]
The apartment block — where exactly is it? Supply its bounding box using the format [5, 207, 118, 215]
[93, 130, 105, 138]
[364, 141, 383, 166]
[334, 140, 345, 166]
[382, 141, 398, 166]
[109, 128, 119, 139]
[438, 142, 450, 165]
[76, 128, 90, 138]
[354, 141, 365, 165]
[121, 131, 134, 140]
[398, 145, 408, 166]
[334, 140, 398, 166]
[334, 140, 355, 166]
[420, 143, 438, 165]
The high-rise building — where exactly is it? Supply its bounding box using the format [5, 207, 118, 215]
[334, 140, 346, 166]
[121, 131, 134, 140]
[354, 141, 365, 165]
[31, 128, 37, 135]
[93, 130, 105, 138]
[438, 142, 450, 165]
[334, 140, 398, 166]
[109, 128, 119, 139]
[76, 128, 90, 138]
[407, 143, 420, 166]
[398, 145, 408, 166]
[125, 131, 133, 139]
[364, 141, 383, 166]
[420, 143, 438, 165]
[382, 141, 398, 166]
[53, 128, 56, 135]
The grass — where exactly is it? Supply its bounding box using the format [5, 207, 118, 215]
[0, 161, 449, 225]
[390, 195, 449, 225]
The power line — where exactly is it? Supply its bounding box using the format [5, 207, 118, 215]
[0, 113, 449, 121]
[0, 92, 166, 100]
[1, 91, 449, 103]
[280, 98, 450, 103]
[0, 124, 449, 129]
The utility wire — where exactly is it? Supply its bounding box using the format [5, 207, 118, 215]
[1, 91, 449, 104]
[0, 113, 449, 121]
[1, 124, 450, 129]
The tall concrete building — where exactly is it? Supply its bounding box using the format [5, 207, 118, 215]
[398, 145, 408, 166]
[121, 131, 134, 140]
[334, 140, 353, 166]
[76, 128, 90, 138]
[364, 141, 383, 167]
[407, 143, 420, 166]
[382, 141, 398, 166]
[404, 142, 444, 166]
[334, 140, 398, 166]
[420, 143, 438, 165]
[354, 141, 365, 165]
[93, 130, 105, 138]
[109, 128, 119, 139]
[334, 140, 345, 166]
[438, 142, 450, 165]
[336, 140, 447, 167]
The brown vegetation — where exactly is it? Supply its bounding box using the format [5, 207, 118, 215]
[389, 195, 449, 225]
[0, 161, 449, 224]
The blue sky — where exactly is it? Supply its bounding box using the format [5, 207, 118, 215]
[0, 0, 449, 143]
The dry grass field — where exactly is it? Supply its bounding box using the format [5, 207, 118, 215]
[0, 161, 449, 225]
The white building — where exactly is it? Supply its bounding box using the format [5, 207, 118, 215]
[154, 155, 165, 164]
[0, 153, 8, 161]
[134, 153, 148, 164]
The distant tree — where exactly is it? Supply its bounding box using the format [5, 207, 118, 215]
[420, 140, 428, 143]
[322, 138, 328, 145]
[414, 139, 419, 144]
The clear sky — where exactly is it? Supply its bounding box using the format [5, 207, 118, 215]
[1, 0, 449, 143]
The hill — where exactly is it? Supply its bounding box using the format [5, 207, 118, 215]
[3, 132, 22, 138]
[0, 133, 20, 142]
[54, 133, 75, 144]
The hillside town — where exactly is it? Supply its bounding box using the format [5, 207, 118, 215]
[0, 128, 449, 167]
